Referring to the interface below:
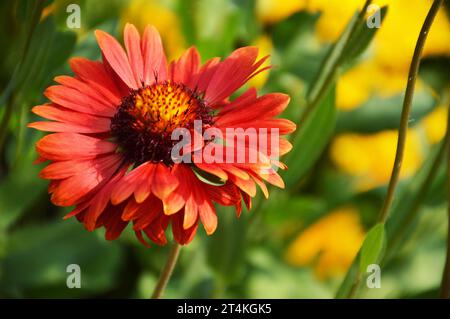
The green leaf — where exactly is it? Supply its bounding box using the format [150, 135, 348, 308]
[385, 141, 446, 260]
[336, 89, 438, 133]
[307, 11, 359, 101]
[283, 85, 336, 188]
[335, 256, 360, 298]
[191, 166, 226, 186]
[271, 12, 323, 83]
[341, 6, 388, 67]
[206, 206, 247, 287]
[264, 193, 327, 226]
[19, 16, 76, 100]
[336, 140, 446, 298]
[0, 220, 124, 298]
[1, 15, 76, 139]
[359, 223, 386, 273]
[246, 249, 332, 298]
[0, 137, 46, 231]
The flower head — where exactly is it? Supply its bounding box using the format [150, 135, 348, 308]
[29, 24, 295, 246]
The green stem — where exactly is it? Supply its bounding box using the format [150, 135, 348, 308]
[0, 95, 15, 153]
[151, 242, 181, 299]
[347, 276, 361, 299]
[341, 0, 444, 298]
[297, 0, 372, 131]
[377, 0, 443, 224]
[386, 140, 446, 259]
[440, 101, 450, 299]
[0, 0, 45, 160]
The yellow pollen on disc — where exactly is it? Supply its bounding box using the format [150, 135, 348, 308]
[130, 81, 199, 133]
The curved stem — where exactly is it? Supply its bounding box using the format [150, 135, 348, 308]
[377, 0, 443, 224]
[386, 139, 446, 260]
[347, 276, 361, 299]
[440, 102, 450, 299]
[340, 0, 444, 298]
[151, 242, 181, 299]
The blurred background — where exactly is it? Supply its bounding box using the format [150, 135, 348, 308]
[0, 0, 449, 298]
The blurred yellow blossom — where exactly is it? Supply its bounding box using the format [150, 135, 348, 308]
[256, 0, 450, 110]
[337, 60, 410, 110]
[121, 0, 186, 60]
[297, 0, 450, 65]
[285, 207, 365, 279]
[313, 0, 450, 110]
[330, 129, 424, 191]
[255, 0, 303, 24]
[422, 105, 448, 144]
[373, 0, 450, 71]
[247, 35, 273, 89]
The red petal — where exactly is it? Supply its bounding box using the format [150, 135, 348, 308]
[220, 118, 296, 135]
[28, 121, 110, 133]
[32, 104, 111, 129]
[183, 195, 198, 229]
[36, 133, 116, 161]
[141, 25, 167, 85]
[218, 88, 257, 116]
[216, 93, 290, 126]
[279, 138, 293, 156]
[229, 174, 257, 197]
[40, 154, 120, 179]
[135, 230, 152, 247]
[54, 75, 117, 112]
[196, 57, 220, 93]
[124, 23, 144, 85]
[205, 182, 241, 206]
[172, 212, 198, 245]
[44, 85, 116, 117]
[84, 167, 127, 230]
[204, 47, 262, 105]
[198, 198, 217, 235]
[50, 154, 122, 206]
[102, 204, 129, 240]
[141, 215, 169, 245]
[69, 57, 123, 103]
[132, 195, 163, 230]
[134, 163, 155, 203]
[169, 46, 200, 90]
[162, 190, 185, 215]
[95, 29, 140, 89]
[111, 162, 153, 205]
[151, 164, 178, 200]
[122, 198, 143, 221]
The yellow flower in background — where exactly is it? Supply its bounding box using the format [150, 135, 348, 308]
[336, 60, 411, 111]
[247, 35, 273, 89]
[256, 0, 450, 110]
[121, 0, 186, 60]
[315, 0, 450, 110]
[255, 0, 303, 24]
[373, 0, 450, 71]
[330, 130, 423, 191]
[297, 0, 450, 64]
[285, 207, 365, 280]
[422, 105, 448, 144]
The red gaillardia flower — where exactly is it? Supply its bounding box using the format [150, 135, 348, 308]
[29, 24, 296, 246]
